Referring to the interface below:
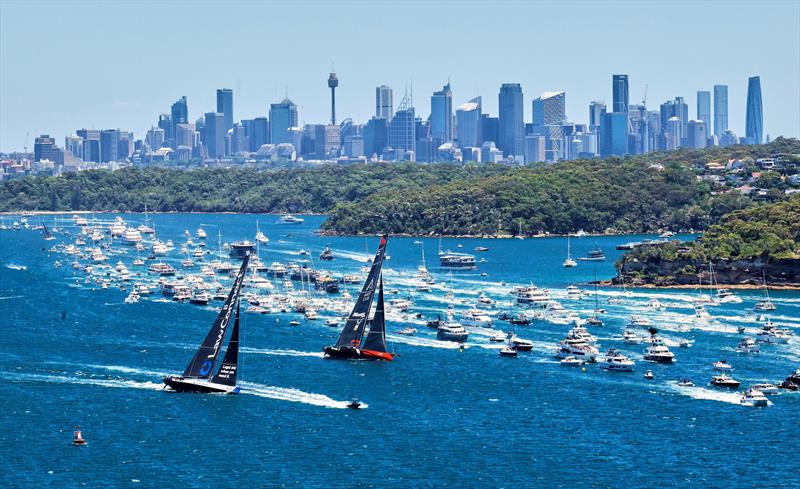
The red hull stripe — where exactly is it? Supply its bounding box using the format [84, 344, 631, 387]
[360, 350, 394, 361]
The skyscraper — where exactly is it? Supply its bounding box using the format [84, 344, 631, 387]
[589, 101, 606, 131]
[498, 83, 524, 159]
[430, 82, 453, 145]
[250, 117, 270, 151]
[455, 97, 481, 148]
[33, 134, 56, 162]
[170, 96, 188, 147]
[532, 91, 566, 126]
[696, 91, 711, 130]
[203, 112, 225, 159]
[600, 112, 628, 157]
[376, 85, 393, 120]
[713, 85, 728, 137]
[216, 89, 234, 132]
[745, 76, 763, 144]
[269, 98, 298, 145]
[77, 129, 101, 162]
[687, 120, 707, 149]
[388, 92, 415, 159]
[612, 75, 629, 114]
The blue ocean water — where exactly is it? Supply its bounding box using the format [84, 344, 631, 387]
[1, 213, 798, 488]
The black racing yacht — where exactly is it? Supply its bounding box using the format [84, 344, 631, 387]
[323, 235, 394, 361]
[162, 254, 249, 393]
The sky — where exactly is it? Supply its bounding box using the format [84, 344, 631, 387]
[1, 0, 798, 152]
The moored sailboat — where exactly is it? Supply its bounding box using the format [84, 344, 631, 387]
[323, 235, 394, 361]
[162, 254, 249, 394]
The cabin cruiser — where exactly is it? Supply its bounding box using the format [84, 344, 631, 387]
[73, 215, 88, 226]
[189, 290, 212, 305]
[437, 319, 469, 342]
[137, 223, 155, 234]
[278, 214, 304, 224]
[676, 379, 695, 387]
[324, 319, 339, 328]
[750, 383, 779, 395]
[474, 246, 489, 252]
[152, 241, 169, 256]
[148, 262, 176, 276]
[161, 282, 190, 297]
[566, 285, 582, 297]
[172, 288, 192, 302]
[710, 374, 740, 388]
[740, 388, 769, 407]
[543, 302, 573, 324]
[90, 249, 108, 263]
[578, 249, 605, 261]
[439, 251, 477, 270]
[510, 335, 533, 351]
[243, 273, 273, 290]
[134, 284, 153, 295]
[196, 227, 207, 239]
[736, 337, 759, 353]
[124, 290, 140, 304]
[622, 329, 639, 344]
[459, 309, 494, 328]
[712, 360, 732, 370]
[476, 293, 495, 307]
[644, 370, 654, 380]
[397, 327, 416, 336]
[489, 331, 506, 342]
[560, 356, 585, 366]
[304, 309, 318, 320]
[715, 288, 742, 304]
[779, 369, 800, 391]
[255, 231, 269, 244]
[755, 321, 790, 344]
[554, 333, 599, 362]
[754, 299, 776, 311]
[600, 348, 635, 372]
[266, 262, 288, 277]
[211, 260, 235, 274]
[646, 298, 665, 310]
[643, 340, 676, 363]
[319, 246, 335, 261]
[192, 248, 205, 259]
[121, 228, 143, 245]
[499, 344, 518, 357]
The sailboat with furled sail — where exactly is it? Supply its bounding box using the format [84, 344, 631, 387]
[323, 235, 394, 361]
[162, 254, 249, 393]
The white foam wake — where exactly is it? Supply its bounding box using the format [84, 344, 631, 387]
[240, 347, 324, 358]
[239, 382, 356, 409]
[387, 334, 461, 349]
[8, 372, 164, 391]
[664, 382, 744, 405]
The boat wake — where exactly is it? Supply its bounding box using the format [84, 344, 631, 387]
[4, 263, 27, 271]
[7, 372, 163, 391]
[664, 382, 743, 405]
[239, 382, 356, 409]
[387, 334, 461, 349]
[240, 347, 324, 358]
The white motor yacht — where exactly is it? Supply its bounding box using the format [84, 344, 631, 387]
[554, 333, 599, 362]
[560, 356, 585, 366]
[622, 329, 639, 344]
[756, 321, 790, 344]
[121, 228, 143, 245]
[600, 348, 635, 372]
[543, 302, 573, 325]
[749, 383, 779, 395]
[459, 309, 493, 328]
[643, 340, 676, 363]
[437, 320, 469, 342]
[124, 291, 140, 304]
[715, 288, 742, 304]
[189, 290, 212, 305]
[740, 388, 769, 407]
[566, 285, 582, 296]
[712, 360, 733, 371]
[736, 337, 759, 354]
[627, 315, 653, 328]
[196, 228, 207, 239]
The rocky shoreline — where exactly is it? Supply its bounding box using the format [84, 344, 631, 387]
[614, 256, 800, 289]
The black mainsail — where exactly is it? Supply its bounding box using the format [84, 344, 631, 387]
[361, 277, 388, 353]
[324, 235, 393, 360]
[211, 301, 240, 386]
[182, 253, 249, 379]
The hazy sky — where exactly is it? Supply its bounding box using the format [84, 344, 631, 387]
[1, 0, 798, 151]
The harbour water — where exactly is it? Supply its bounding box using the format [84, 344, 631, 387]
[1, 214, 798, 488]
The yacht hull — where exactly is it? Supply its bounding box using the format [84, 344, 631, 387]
[163, 376, 239, 394]
[323, 346, 394, 361]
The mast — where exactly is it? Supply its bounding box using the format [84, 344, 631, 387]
[182, 253, 250, 378]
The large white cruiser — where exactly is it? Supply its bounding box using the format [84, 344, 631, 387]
[600, 348, 635, 372]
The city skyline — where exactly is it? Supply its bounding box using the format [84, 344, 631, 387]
[1, 1, 798, 152]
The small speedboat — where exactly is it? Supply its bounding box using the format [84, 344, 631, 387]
[397, 327, 417, 336]
[644, 370, 654, 380]
[560, 356, 585, 367]
[346, 398, 362, 409]
[489, 332, 506, 342]
[750, 383, 779, 395]
[677, 379, 695, 387]
[740, 388, 769, 407]
[678, 339, 692, 348]
[712, 360, 733, 371]
[324, 319, 339, 328]
[511, 336, 533, 352]
[474, 247, 489, 252]
[499, 345, 518, 357]
[289, 320, 301, 326]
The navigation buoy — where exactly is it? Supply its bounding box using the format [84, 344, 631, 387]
[72, 426, 86, 446]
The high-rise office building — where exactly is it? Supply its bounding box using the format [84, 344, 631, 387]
[376, 85, 393, 120]
[713, 85, 728, 137]
[687, 120, 707, 149]
[146, 127, 165, 151]
[665, 117, 682, 150]
[250, 117, 270, 151]
[175, 124, 195, 149]
[745, 76, 763, 144]
[388, 92, 415, 159]
[430, 82, 454, 145]
[612, 75, 629, 114]
[33, 134, 56, 162]
[364, 117, 388, 158]
[216, 89, 234, 131]
[498, 83, 524, 158]
[589, 101, 606, 131]
[600, 112, 628, 157]
[697, 91, 711, 130]
[64, 135, 83, 159]
[532, 91, 566, 126]
[203, 112, 225, 159]
[230, 123, 248, 154]
[170, 96, 188, 147]
[77, 129, 101, 162]
[456, 97, 482, 149]
[158, 114, 174, 149]
[524, 134, 546, 164]
[269, 98, 298, 145]
[100, 129, 120, 162]
[481, 115, 499, 145]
